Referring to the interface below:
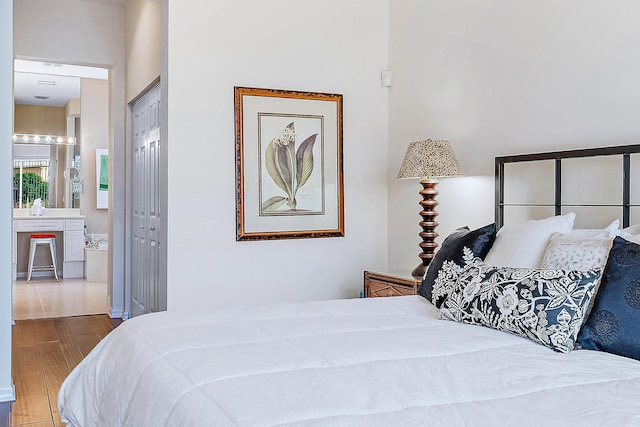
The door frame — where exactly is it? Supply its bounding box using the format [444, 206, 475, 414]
[123, 1, 168, 318]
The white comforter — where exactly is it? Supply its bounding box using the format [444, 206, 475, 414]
[59, 296, 640, 426]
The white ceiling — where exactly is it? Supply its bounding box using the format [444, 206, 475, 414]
[14, 59, 108, 107]
[80, 0, 128, 5]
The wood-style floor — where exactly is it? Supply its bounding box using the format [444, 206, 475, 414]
[11, 315, 121, 427]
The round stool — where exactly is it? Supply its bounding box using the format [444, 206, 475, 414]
[27, 233, 59, 282]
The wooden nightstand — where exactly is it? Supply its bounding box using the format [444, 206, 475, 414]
[363, 271, 422, 298]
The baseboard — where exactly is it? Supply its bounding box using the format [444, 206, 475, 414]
[110, 308, 127, 319]
[16, 271, 56, 280]
[0, 385, 15, 402]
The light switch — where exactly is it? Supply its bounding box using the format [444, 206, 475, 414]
[381, 70, 393, 87]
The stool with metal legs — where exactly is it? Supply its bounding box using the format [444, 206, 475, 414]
[27, 233, 59, 282]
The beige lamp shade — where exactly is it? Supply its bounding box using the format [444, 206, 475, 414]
[397, 139, 464, 179]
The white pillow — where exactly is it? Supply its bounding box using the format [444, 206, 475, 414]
[570, 219, 619, 238]
[540, 232, 613, 271]
[620, 223, 640, 236]
[484, 212, 576, 268]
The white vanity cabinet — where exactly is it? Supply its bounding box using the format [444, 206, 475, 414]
[64, 219, 86, 276]
[12, 210, 86, 280]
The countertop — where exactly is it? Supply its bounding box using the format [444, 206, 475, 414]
[13, 208, 85, 220]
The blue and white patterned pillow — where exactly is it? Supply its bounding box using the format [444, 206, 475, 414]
[431, 247, 476, 308]
[577, 236, 640, 360]
[440, 261, 602, 353]
[421, 223, 497, 307]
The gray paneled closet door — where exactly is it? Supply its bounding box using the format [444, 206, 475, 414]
[131, 84, 161, 317]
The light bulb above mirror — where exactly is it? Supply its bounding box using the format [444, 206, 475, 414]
[13, 133, 76, 145]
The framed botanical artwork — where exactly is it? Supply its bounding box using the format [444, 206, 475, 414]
[235, 87, 344, 241]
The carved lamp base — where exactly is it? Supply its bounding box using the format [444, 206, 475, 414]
[411, 179, 439, 279]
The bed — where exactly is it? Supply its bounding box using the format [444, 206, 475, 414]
[59, 145, 640, 426]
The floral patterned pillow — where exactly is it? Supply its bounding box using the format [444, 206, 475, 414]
[419, 223, 496, 307]
[431, 247, 476, 307]
[439, 260, 602, 353]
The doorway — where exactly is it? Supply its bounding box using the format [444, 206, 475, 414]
[9, 0, 166, 323]
[12, 59, 111, 320]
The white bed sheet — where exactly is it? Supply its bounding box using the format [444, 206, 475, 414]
[59, 296, 640, 426]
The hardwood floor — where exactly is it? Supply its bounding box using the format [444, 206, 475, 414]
[11, 315, 121, 427]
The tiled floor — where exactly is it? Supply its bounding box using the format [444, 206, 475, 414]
[12, 278, 109, 320]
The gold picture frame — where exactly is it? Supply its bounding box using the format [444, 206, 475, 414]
[235, 87, 344, 241]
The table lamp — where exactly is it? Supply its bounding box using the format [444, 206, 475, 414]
[397, 139, 464, 278]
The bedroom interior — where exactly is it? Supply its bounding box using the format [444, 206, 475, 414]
[3, 0, 640, 426]
[57, 144, 640, 425]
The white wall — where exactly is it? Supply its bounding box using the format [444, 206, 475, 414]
[124, 0, 163, 314]
[166, 0, 390, 309]
[388, 0, 640, 272]
[14, 0, 127, 316]
[0, 0, 13, 405]
[80, 78, 110, 234]
[125, 0, 161, 101]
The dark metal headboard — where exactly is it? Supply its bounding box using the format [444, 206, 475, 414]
[495, 144, 640, 230]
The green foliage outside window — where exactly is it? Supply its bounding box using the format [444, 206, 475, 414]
[13, 172, 48, 206]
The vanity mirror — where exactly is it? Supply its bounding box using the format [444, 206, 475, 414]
[12, 59, 107, 209]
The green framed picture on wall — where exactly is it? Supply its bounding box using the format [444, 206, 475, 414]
[96, 148, 108, 209]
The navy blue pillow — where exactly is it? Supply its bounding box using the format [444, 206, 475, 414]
[577, 236, 640, 360]
[418, 223, 496, 306]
